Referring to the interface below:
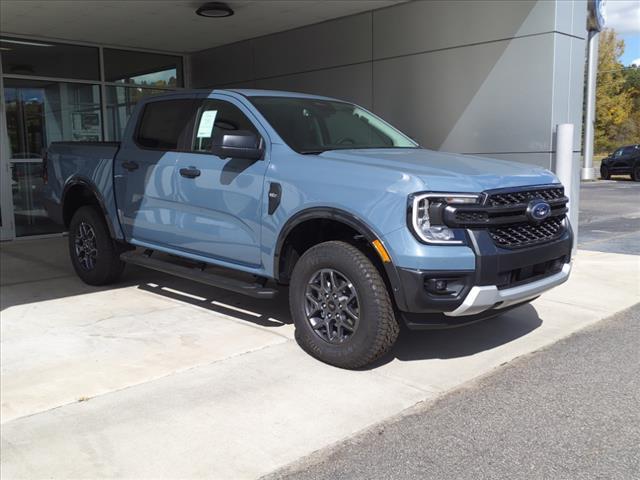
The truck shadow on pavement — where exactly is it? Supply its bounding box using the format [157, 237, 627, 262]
[373, 304, 541, 366]
[137, 273, 542, 365]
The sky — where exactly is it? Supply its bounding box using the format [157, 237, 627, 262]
[604, 0, 640, 66]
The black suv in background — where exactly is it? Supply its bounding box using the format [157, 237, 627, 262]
[600, 144, 640, 181]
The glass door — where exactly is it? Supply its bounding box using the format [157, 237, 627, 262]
[0, 74, 14, 240]
[2, 79, 102, 237]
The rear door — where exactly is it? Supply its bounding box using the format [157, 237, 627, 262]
[172, 95, 269, 267]
[114, 97, 198, 246]
[623, 145, 639, 162]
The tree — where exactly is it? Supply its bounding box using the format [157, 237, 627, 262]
[612, 65, 640, 146]
[595, 29, 633, 153]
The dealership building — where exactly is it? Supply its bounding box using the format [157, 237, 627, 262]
[0, 0, 588, 241]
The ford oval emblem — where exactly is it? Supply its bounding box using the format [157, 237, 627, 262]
[527, 200, 551, 223]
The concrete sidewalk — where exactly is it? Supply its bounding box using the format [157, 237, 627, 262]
[1, 237, 639, 479]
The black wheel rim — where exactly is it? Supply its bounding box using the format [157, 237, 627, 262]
[74, 221, 98, 271]
[304, 268, 360, 344]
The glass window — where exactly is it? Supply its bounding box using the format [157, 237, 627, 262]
[3, 78, 102, 236]
[104, 48, 182, 87]
[105, 86, 171, 141]
[250, 96, 417, 154]
[4, 78, 102, 157]
[0, 37, 99, 80]
[192, 100, 259, 152]
[136, 99, 197, 150]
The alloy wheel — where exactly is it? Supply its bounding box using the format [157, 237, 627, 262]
[74, 221, 98, 271]
[304, 268, 360, 344]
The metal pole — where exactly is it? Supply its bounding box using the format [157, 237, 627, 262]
[556, 123, 578, 251]
[582, 30, 599, 180]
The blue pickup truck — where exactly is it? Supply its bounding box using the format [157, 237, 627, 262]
[44, 89, 572, 368]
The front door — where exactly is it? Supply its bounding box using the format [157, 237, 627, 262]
[173, 96, 269, 267]
[114, 96, 198, 247]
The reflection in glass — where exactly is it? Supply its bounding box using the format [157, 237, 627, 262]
[0, 37, 99, 80]
[105, 86, 170, 141]
[4, 79, 102, 236]
[103, 48, 182, 87]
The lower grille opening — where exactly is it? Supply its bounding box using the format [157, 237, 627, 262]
[497, 255, 567, 289]
[489, 217, 565, 249]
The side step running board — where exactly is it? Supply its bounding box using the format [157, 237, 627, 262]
[121, 251, 278, 299]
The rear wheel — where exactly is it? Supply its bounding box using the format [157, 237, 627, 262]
[68, 206, 125, 285]
[289, 241, 399, 369]
[632, 165, 640, 182]
[600, 164, 611, 180]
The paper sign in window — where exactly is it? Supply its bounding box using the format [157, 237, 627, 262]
[197, 110, 218, 138]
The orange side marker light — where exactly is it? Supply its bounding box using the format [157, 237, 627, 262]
[372, 239, 392, 263]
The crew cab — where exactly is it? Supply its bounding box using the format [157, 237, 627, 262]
[600, 144, 640, 181]
[44, 89, 573, 368]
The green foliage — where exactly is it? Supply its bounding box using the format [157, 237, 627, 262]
[595, 29, 638, 153]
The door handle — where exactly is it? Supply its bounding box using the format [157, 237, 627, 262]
[180, 167, 201, 179]
[122, 161, 139, 172]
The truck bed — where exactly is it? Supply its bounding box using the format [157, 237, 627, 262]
[44, 141, 122, 238]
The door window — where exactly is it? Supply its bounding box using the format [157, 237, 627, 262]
[191, 100, 259, 152]
[135, 99, 198, 150]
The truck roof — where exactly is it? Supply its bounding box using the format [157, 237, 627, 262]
[144, 88, 339, 103]
[227, 89, 337, 101]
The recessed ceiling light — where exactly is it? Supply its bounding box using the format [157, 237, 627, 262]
[196, 2, 234, 18]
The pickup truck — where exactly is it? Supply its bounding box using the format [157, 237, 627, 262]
[599, 144, 640, 181]
[44, 89, 573, 369]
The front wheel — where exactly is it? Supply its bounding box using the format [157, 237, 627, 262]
[600, 164, 611, 180]
[289, 241, 399, 369]
[68, 206, 125, 285]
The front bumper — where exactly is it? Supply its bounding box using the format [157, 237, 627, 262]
[445, 262, 570, 316]
[393, 226, 573, 329]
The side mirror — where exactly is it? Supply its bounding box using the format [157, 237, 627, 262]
[211, 130, 264, 160]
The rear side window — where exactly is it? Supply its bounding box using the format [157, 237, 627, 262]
[191, 99, 259, 152]
[136, 99, 198, 150]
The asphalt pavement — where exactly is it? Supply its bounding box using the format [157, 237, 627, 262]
[267, 303, 640, 480]
[578, 180, 640, 255]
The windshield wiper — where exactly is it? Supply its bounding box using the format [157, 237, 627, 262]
[299, 150, 326, 155]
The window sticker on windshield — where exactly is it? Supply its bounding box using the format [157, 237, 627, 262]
[197, 110, 218, 138]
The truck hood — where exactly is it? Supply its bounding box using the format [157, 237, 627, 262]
[317, 148, 558, 192]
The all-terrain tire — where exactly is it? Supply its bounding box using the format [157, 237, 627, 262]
[68, 205, 125, 285]
[289, 241, 399, 369]
[600, 165, 611, 180]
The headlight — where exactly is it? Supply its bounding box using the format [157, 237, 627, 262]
[409, 193, 480, 244]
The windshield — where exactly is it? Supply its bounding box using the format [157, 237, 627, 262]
[250, 96, 418, 154]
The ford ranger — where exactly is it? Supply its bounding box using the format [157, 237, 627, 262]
[44, 89, 572, 368]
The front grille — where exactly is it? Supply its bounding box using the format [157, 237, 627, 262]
[486, 187, 565, 207]
[442, 185, 569, 249]
[489, 217, 565, 248]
